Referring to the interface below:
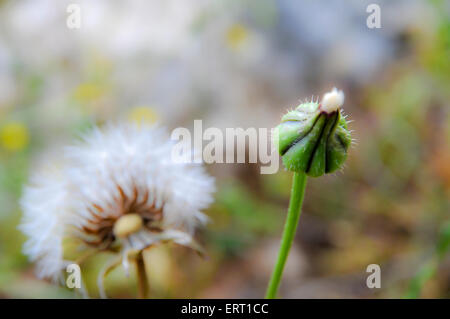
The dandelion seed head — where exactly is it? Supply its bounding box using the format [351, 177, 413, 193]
[20, 123, 215, 281]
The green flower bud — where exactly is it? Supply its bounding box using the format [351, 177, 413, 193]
[274, 88, 351, 177]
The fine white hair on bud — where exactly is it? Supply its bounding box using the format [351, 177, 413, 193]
[320, 87, 345, 113]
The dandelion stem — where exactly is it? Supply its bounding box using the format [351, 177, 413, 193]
[265, 172, 307, 299]
[136, 251, 149, 299]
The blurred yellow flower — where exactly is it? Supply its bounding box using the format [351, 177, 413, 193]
[226, 23, 248, 50]
[73, 83, 104, 103]
[128, 106, 158, 125]
[0, 122, 30, 152]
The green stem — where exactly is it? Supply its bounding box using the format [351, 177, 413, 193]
[265, 172, 307, 299]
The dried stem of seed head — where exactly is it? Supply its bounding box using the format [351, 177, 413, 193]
[136, 250, 149, 299]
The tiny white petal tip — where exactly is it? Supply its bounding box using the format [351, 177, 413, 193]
[320, 87, 344, 113]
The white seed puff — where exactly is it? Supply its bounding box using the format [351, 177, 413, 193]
[20, 123, 215, 281]
[320, 87, 345, 113]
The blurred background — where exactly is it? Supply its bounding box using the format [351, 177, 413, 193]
[0, 0, 449, 298]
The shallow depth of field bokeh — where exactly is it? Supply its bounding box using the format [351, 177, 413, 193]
[0, 0, 449, 298]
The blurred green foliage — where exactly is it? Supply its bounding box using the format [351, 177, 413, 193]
[0, 0, 449, 298]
